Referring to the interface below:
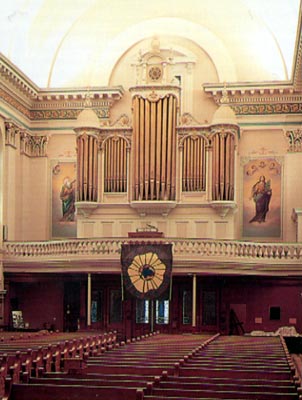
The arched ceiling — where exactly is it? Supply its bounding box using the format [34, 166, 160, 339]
[0, 0, 300, 88]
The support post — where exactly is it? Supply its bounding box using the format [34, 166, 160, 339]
[150, 300, 154, 333]
[192, 274, 197, 332]
[87, 273, 91, 328]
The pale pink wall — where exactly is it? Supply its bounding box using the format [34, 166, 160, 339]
[224, 279, 302, 334]
[11, 280, 64, 331]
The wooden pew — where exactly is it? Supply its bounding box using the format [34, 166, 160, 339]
[29, 376, 152, 388]
[144, 387, 299, 400]
[0, 331, 114, 397]
[9, 383, 144, 400]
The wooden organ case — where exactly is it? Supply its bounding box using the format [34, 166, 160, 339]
[130, 37, 180, 206]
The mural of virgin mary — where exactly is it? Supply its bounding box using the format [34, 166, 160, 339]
[249, 175, 272, 223]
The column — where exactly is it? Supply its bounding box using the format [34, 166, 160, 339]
[87, 273, 92, 328]
[192, 274, 197, 331]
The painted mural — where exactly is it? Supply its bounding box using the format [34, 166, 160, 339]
[243, 158, 281, 239]
[52, 161, 77, 238]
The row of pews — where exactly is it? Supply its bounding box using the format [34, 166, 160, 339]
[0, 329, 117, 399]
[144, 335, 301, 400]
[2, 330, 301, 400]
[8, 332, 214, 400]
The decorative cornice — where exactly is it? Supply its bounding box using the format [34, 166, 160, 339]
[34, 87, 124, 103]
[4, 120, 48, 157]
[30, 109, 82, 120]
[0, 88, 120, 121]
[0, 53, 39, 100]
[0, 54, 124, 121]
[203, 83, 302, 115]
[203, 83, 295, 98]
[292, 5, 302, 91]
[129, 85, 180, 99]
[29, 91, 122, 120]
[231, 103, 302, 115]
[0, 88, 32, 119]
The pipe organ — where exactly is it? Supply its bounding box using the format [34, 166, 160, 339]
[104, 136, 128, 193]
[132, 93, 177, 201]
[182, 134, 206, 192]
[73, 37, 239, 214]
[76, 130, 99, 202]
[211, 129, 235, 201]
[74, 120, 237, 208]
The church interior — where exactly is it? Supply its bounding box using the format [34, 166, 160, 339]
[0, 0, 302, 342]
[2, 1, 302, 399]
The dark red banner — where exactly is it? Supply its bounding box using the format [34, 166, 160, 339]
[121, 243, 173, 300]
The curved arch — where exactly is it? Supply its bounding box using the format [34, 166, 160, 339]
[103, 135, 128, 193]
[101, 134, 130, 151]
[179, 132, 211, 148]
[91, 17, 237, 86]
[49, 17, 237, 87]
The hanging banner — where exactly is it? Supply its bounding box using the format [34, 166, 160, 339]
[121, 243, 172, 300]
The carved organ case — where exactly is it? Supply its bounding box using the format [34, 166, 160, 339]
[130, 37, 180, 202]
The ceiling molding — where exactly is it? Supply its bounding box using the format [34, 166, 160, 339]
[292, 4, 302, 91]
[0, 54, 125, 121]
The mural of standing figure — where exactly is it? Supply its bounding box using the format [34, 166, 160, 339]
[249, 175, 272, 223]
[60, 177, 76, 221]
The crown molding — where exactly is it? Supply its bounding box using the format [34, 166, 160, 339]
[292, 4, 302, 91]
[0, 53, 124, 121]
[203, 8, 302, 115]
[0, 53, 39, 101]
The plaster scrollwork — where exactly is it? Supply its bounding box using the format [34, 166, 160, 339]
[285, 128, 302, 152]
[30, 135, 49, 157]
[240, 156, 283, 171]
[178, 130, 210, 149]
[111, 114, 131, 128]
[179, 112, 201, 126]
[99, 132, 131, 152]
[20, 131, 48, 157]
[210, 201, 237, 218]
[210, 124, 239, 137]
[75, 202, 98, 218]
[177, 113, 211, 147]
[98, 114, 132, 150]
[96, 108, 110, 120]
[4, 121, 19, 147]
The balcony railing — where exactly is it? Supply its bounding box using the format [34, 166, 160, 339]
[3, 238, 302, 265]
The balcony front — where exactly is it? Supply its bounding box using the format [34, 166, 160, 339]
[3, 238, 302, 276]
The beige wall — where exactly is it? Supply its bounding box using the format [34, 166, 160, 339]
[1, 39, 302, 243]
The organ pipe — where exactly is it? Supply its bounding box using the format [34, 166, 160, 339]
[103, 136, 128, 193]
[76, 131, 99, 202]
[132, 94, 177, 201]
[211, 130, 235, 201]
[182, 135, 206, 192]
